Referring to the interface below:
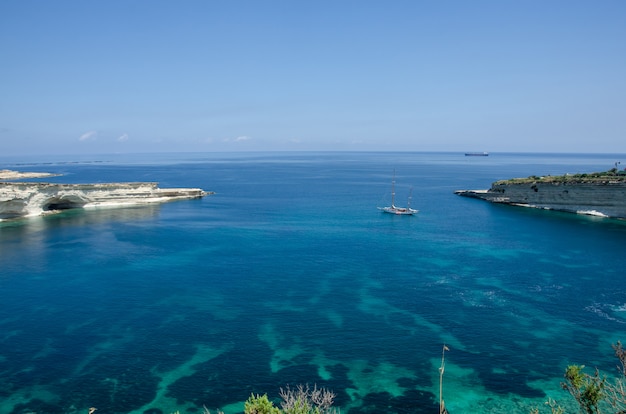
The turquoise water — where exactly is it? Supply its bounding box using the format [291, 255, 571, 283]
[1, 152, 625, 414]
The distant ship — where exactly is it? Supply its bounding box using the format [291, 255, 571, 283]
[465, 152, 489, 156]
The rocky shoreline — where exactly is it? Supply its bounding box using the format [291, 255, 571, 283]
[455, 170, 626, 219]
[0, 169, 60, 180]
[0, 170, 211, 220]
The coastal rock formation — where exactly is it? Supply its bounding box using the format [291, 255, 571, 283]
[0, 169, 59, 180]
[0, 181, 209, 220]
[455, 177, 626, 219]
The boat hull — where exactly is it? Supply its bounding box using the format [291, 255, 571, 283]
[378, 206, 418, 215]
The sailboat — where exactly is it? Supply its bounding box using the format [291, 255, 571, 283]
[378, 171, 418, 215]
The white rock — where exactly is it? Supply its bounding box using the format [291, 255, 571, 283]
[0, 181, 209, 220]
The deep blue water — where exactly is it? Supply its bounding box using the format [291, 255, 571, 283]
[1, 152, 625, 414]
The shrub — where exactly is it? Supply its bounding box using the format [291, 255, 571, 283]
[532, 341, 626, 414]
[279, 384, 337, 414]
[244, 394, 281, 414]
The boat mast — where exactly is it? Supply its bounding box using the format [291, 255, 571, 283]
[407, 187, 413, 210]
[391, 170, 396, 207]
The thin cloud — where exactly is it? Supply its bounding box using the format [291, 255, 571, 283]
[79, 130, 98, 141]
[223, 135, 252, 143]
[117, 133, 129, 142]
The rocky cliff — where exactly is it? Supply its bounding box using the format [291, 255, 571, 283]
[455, 175, 626, 219]
[0, 181, 209, 220]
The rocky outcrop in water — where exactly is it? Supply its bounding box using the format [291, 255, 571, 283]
[0, 181, 209, 220]
[455, 172, 626, 219]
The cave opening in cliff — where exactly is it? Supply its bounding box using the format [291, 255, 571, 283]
[43, 196, 87, 211]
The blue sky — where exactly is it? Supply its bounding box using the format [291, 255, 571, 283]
[1, 1, 625, 155]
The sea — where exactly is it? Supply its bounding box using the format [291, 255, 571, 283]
[1, 151, 625, 414]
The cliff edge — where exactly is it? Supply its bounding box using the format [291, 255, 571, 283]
[0, 171, 210, 220]
[455, 169, 626, 219]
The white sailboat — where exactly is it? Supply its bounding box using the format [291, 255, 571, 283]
[378, 171, 418, 215]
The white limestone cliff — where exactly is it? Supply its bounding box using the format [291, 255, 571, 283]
[0, 181, 209, 220]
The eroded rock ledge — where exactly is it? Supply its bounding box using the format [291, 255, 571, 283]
[0, 169, 59, 180]
[455, 170, 626, 219]
[0, 175, 210, 220]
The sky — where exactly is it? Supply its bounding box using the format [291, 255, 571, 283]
[1, 1, 625, 155]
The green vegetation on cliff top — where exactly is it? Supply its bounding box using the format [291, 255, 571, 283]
[495, 168, 626, 185]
